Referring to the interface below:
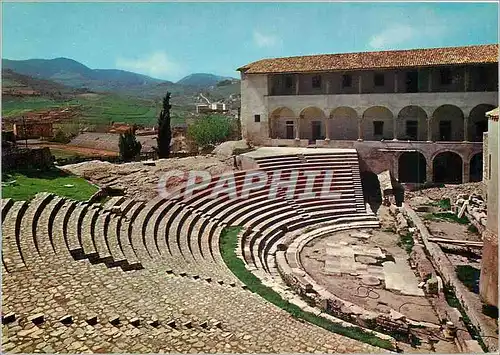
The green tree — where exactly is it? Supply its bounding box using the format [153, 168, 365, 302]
[156, 92, 172, 158]
[188, 114, 234, 148]
[119, 128, 142, 161]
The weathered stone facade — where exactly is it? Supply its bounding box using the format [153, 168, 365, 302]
[238, 45, 498, 184]
[479, 111, 498, 307]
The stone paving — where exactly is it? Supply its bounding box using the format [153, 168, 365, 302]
[2, 150, 390, 353]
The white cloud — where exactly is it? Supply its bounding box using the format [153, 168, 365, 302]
[368, 10, 446, 50]
[116, 52, 182, 80]
[253, 30, 281, 48]
[369, 24, 416, 49]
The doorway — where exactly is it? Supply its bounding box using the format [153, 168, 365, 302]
[311, 121, 322, 141]
[285, 121, 294, 139]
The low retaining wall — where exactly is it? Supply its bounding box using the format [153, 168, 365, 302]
[403, 204, 497, 352]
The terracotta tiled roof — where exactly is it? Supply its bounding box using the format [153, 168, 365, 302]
[238, 44, 499, 74]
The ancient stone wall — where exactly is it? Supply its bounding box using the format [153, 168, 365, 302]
[2, 146, 53, 170]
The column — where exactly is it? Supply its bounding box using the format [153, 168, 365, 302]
[463, 161, 470, 183]
[393, 153, 399, 181]
[464, 67, 469, 92]
[463, 117, 469, 142]
[325, 80, 330, 95]
[357, 119, 363, 141]
[325, 119, 331, 141]
[427, 118, 432, 142]
[295, 75, 300, 95]
[428, 69, 433, 92]
[392, 116, 398, 140]
[295, 116, 301, 140]
[394, 72, 398, 93]
[358, 74, 363, 94]
[426, 162, 433, 183]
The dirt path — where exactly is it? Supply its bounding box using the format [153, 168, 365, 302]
[28, 142, 118, 157]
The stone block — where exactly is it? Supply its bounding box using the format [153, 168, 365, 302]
[86, 314, 98, 325]
[147, 316, 160, 328]
[426, 278, 439, 295]
[28, 313, 44, 325]
[59, 315, 73, 325]
[2, 312, 16, 324]
[129, 317, 140, 327]
[109, 315, 120, 326]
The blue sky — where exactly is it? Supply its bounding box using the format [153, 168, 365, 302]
[2, 2, 498, 82]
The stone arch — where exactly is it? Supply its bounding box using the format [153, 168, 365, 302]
[397, 105, 427, 141]
[269, 107, 296, 139]
[431, 105, 464, 141]
[469, 152, 483, 182]
[362, 106, 393, 141]
[398, 151, 426, 183]
[299, 106, 326, 141]
[329, 106, 358, 140]
[468, 104, 495, 142]
[433, 151, 463, 184]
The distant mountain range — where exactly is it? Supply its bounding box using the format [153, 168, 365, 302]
[176, 73, 237, 87]
[2, 58, 239, 94]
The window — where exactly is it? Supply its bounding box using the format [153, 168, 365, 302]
[374, 73, 385, 87]
[284, 75, 294, 88]
[406, 120, 418, 140]
[373, 121, 384, 136]
[342, 74, 352, 88]
[254, 114, 261, 123]
[312, 75, 322, 88]
[439, 121, 452, 141]
[440, 68, 452, 85]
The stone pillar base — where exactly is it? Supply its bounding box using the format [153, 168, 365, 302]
[480, 229, 498, 307]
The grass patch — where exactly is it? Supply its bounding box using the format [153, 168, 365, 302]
[467, 224, 479, 234]
[2, 168, 99, 201]
[219, 226, 396, 351]
[423, 212, 469, 224]
[397, 232, 414, 254]
[455, 265, 480, 294]
[49, 148, 92, 160]
[432, 198, 451, 210]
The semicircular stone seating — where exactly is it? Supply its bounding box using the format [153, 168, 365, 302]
[1, 149, 391, 353]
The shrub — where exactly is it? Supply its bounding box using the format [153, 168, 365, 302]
[118, 129, 142, 161]
[50, 129, 72, 143]
[187, 114, 234, 149]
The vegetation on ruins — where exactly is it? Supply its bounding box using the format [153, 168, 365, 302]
[397, 231, 415, 254]
[187, 114, 234, 149]
[2, 168, 99, 201]
[156, 92, 172, 158]
[423, 212, 470, 224]
[456, 265, 481, 294]
[219, 226, 395, 351]
[50, 123, 81, 144]
[118, 128, 142, 161]
[443, 285, 488, 352]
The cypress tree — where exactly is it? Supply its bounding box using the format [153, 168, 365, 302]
[156, 92, 172, 158]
